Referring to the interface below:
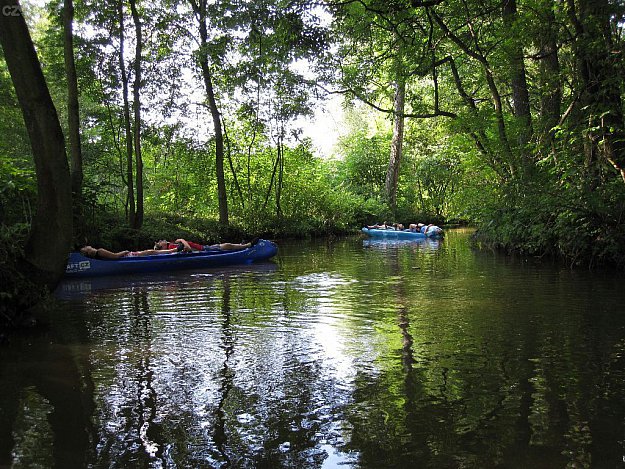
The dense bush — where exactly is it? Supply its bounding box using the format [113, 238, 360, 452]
[472, 176, 625, 268]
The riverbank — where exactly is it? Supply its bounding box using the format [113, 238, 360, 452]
[471, 221, 625, 270]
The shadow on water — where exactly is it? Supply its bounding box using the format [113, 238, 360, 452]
[2, 232, 625, 467]
[0, 305, 94, 468]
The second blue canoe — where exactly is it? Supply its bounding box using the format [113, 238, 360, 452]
[361, 227, 443, 239]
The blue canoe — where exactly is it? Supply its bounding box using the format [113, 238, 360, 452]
[361, 227, 442, 239]
[65, 239, 278, 278]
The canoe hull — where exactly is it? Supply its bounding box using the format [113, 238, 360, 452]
[65, 240, 278, 277]
[361, 227, 441, 239]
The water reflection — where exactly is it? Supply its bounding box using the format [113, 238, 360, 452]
[214, 274, 233, 465]
[362, 237, 441, 251]
[1, 232, 625, 467]
[0, 308, 92, 467]
[55, 262, 279, 300]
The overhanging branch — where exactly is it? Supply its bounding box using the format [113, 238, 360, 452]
[317, 83, 456, 118]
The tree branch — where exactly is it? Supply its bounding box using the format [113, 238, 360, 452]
[318, 84, 456, 118]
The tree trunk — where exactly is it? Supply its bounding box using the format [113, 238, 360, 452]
[262, 145, 279, 213]
[63, 0, 83, 202]
[202, 65, 228, 225]
[0, 0, 72, 289]
[222, 118, 245, 208]
[130, 0, 143, 228]
[192, 0, 229, 226]
[536, 0, 561, 142]
[276, 134, 284, 218]
[118, 0, 135, 226]
[385, 79, 406, 209]
[502, 0, 532, 153]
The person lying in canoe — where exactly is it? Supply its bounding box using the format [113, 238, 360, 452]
[153, 238, 259, 253]
[409, 223, 443, 236]
[367, 222, 393, 230]
[366, 222, 404, 230]
[80, 245, 179, 260]
[424, 225, 443, 236]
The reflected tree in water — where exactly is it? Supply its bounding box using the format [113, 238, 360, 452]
[0, 307, 94, 467]
[213, 274, 234, 466]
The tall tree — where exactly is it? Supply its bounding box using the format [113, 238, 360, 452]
[189, 0, 229, 226]
[129, 0, 143, 228]
[385, 78, 406, 209]
[535, 0, 561, 147]
[502, 0, 532, 154]
[430, 6, 514, 175]
[63, 0, 83, 201]
[117, 0, 136, 226]
[330, 1, 455, 208]
[221, 0, 326, 219]
[0, 0, 72, 288]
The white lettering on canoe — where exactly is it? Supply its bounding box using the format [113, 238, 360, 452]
[66, 260, 92, 272]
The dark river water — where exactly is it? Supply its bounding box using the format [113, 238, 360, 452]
[2, 229, 625, 468]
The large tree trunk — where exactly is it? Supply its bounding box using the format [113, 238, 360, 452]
[202, 64, 228, 226]
[118, 0, 136, 226]
[129, 0, 143, 228]
[536, 0, 561, 142]
[0, 0, 72, 289]
[502, 0, 532, 154]
[192, 0, 229, 226]
[385, 79, 406, 209]
[63, 0, 83, 201]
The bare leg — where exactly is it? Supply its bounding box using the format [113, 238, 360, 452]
[80, 246, 129, 259]
[217, 242, 251, 251]
[132, 248, 179, 257]
[96, 248, 129, 259]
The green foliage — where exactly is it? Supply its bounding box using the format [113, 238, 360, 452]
[472, 172, 625, 267]
[0, 55, 36, 226]
[223, 141, 362, 237]
[398, 123, 467, 219]
[0, 153, 37, 226]
[336, 129, 389, 198]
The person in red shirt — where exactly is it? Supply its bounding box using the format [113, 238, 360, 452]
[153, 238, 258, 252]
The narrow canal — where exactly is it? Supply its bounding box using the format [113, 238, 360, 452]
[1, 229, 625, 468]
